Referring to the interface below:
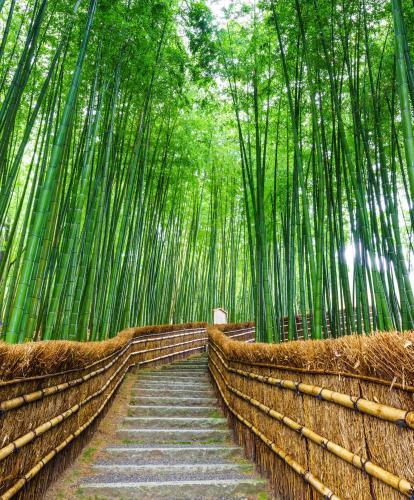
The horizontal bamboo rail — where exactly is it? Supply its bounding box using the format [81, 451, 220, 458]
[209, 354, 340, 500]
[1, 328, 253, 414]
[222, 349, 414, 393]
[0, 333, 207, 414]
[1, 340, 211, 500]
[0, 327, 207, 387]
[224, 327, 255, 334]
[209, 349, 414, 497]
[0, 351, 129, 500]
[210, 341, 414, 429]
[224, 329, 255, 340]
[0, 323, 254, 499]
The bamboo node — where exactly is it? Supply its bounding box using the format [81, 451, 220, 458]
[360, 457, 368, 473]
[296, 425, 304, 436]
[300, 469, 310, 482]
[316, 387, 325, 400]
[405, 411, 414, 429]
[400, 478, 414, 498]
[351, 396, 362, 413]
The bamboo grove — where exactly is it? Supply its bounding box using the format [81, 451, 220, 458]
[0, 0, 413, 344]
[214, 0, 414, 342]
[0, 0, 252, 343]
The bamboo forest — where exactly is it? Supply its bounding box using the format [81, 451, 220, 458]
[0, 0, 414, 345]
[2, 1, 414, 499]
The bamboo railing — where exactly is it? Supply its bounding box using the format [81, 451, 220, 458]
[0, 322, 254, 499]
[209, 326, 414, 499]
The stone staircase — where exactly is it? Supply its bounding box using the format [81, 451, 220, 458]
[78, 355, 268, 499]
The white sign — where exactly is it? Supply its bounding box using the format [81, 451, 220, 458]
[213, 308, 228, 324]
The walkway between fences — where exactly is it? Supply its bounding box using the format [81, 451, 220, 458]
[1, 321, 414, 499]
[0, 322, 254, 499]
[77, 354, 268, 498]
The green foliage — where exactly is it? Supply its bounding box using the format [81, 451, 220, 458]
[183, 0, 218, 83]
[0, 0, 413, 343]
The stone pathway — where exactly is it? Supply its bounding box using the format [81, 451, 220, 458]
[78, 355, 268, 499]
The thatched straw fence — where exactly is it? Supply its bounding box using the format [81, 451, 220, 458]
[217, 322, 255, 342]
[0, 322, 215, 499]
[208, 326, 414, 499]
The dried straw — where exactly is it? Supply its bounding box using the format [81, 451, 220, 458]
[0, 322, 208, 499]
[209, 327, 414, 499]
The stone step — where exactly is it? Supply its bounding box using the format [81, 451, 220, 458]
[163, 356, 208, 367]
[136, 375, 209, 381]
[160, 364, 208, 369]
[91, 462, 255, 477]
[161, 361, 208, 366]
[100, 445, 243, 464]
[117, 428, 232, 443]
[122, 416, 227, 429]
[130, 396, 217, 407]
[128, 405, 220, 417]
[78, 479, 268, 499]
[163, 365, 208, 371]
[153, 370, 208, 376]
[137, 375, 209, 382]
[136, 378, 210, 385]
[133, 383, 212, 390]
[133, 381, 211, 390]
[169, 359, 207, 365]
[166, 363, 208, 368]
[141, 368, 207, 374]
[131, 388, 214, 397]
[138, 373, 209, 380]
